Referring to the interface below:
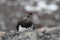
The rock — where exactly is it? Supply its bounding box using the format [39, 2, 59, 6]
[0, 28, 60, 40]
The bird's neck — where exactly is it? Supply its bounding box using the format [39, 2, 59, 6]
[24, 16, 31, 21]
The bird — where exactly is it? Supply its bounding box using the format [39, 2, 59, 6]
[16, 13, 34, 32]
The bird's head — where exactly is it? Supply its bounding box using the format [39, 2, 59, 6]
[26, 12, 32, 17]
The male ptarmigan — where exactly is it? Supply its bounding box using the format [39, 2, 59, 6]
[16, 13, 34, 32]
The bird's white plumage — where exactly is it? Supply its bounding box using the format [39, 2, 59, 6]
[18, 25, 34, 32]
[19, 25, 26, 32]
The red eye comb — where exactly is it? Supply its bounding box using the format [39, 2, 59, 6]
[26, 11, 32, 15]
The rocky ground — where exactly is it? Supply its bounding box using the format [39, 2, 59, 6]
[0, 27, 60, 40]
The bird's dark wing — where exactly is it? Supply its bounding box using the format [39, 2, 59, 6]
[16, 20, 33, 31]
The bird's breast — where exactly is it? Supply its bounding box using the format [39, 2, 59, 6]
[19, 25, 27, 32]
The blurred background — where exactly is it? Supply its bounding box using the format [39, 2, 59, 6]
[0, 0, 60, 32]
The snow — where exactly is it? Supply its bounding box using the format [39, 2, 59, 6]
[24, 5, 34, 11]
[24, 0, 58, 12]
[47, 4, 58, 11]
[37, 1, 47, 9]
